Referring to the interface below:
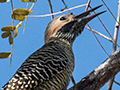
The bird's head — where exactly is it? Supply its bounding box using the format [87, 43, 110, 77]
[44, 5, 106, 45]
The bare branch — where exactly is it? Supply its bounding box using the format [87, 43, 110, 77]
[85, 0, 91, 11]
[85, 26, 113, 42]
[86, 5, 111, 56]
[69, 47, 120, 90]
[61, 0, 71, 14]
[112, 1, 120, 52]
[22, 2, 29, 35]
[71, 76, 76, 85]
[48, 0, 54, 19]
[29, 2, 35, 11]
[89, 5, 113, 41]
[10, 0, 13, 12]
[114, 80, 120, 86]
[107, 0, 120, 89]
[101, 0, 119, 24]
[28, 4, 87, 17]
[87, 24, 109, 56]
[10, 0, 14, 66]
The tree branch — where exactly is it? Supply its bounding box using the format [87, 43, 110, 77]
[107, 0, 120, 89]
[69, 47, 120, 90]
[48, 0, 54, 19]
[28, 4, 87, 17]
[85, 26, 113, 42]
[61, 0, 71, 14]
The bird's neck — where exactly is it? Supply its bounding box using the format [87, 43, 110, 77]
[46, 37, 72, 46]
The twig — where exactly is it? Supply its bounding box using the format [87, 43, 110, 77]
[28, 4, 87, 17]
[114, 80, 120, 86]
[89, 5, 113, 42]
[10, 0, 14, 66]
[112, 1, 120, 52]
[22, 2, 29, 35]
[48, 0, 54, 19]
[87, 24, 109, 56]
[61, 0, 71, 14]
[71, 76, 76, 85]
[10, 0, 13, 12]
[89, 5, 119, 47]
[85, 27, 113, 42]
[85, 4, 109, 56]
[107, 0, 120, 90]
[85, 0, 91, 11]
[85, 26, 119, 47]
[101, 0, 119, 25]
[29, 2, 35, 11]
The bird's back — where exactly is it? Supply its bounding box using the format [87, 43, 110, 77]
[2, 38, 74, 90]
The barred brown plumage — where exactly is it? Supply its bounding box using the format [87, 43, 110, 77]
[1, 5, 105, 90]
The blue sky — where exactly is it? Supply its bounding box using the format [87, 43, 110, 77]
[0, 0, 120, 89]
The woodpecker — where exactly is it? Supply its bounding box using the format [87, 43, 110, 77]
[1, 5, 105, 90]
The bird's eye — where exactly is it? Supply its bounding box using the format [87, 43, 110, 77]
[60, 16, 67, 21]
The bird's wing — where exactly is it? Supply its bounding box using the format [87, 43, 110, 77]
[2, 42, 73, 90]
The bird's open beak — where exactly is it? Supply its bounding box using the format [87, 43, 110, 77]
[73, 5, 106, 22]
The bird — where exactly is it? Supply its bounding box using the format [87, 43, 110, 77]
[1, 5, 105, 90]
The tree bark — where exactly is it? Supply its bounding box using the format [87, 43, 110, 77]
[69, 47, 120, 90]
